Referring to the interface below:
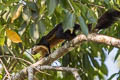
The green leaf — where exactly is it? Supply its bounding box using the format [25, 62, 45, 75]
[26, 2, 38, 20]
[63, 11, 76, 31]
[0, 74, 2, 80]
[0, 3, 5, 10]
[26, 2, 38, 11]
[10, 5, 18, 17]
[100, 63, 108, 75]
[101, 50, 106, 62]
[22, 6, 31, 22]
[89, 42, 99, 57]
[2, 10, 10, 22]
[114, 49, 120, 62]
[83, 53, 96, 79]
[78, 3, 88, 18]
[83, 54, 91, 70]
[29, 23, 39, 42]
[0, 30, 5, 46]
[37, 20, 46, 35]
[78, 16, 88, 35]
[23, 51, 36, 63]
[18, 22, 27, 36]
[60, 0, 69, 8]
[87, 9, 97, 23]
[47, 0, 58, 16]
[89, 54, 100, 69]
[117, 75, 120, 80]
[98, 72, 104, 80]
[2, 0, 19, 5]
[62, 53, 70, 67]
[108, 73, 118, 80]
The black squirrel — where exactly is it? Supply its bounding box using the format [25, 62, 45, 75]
[32, 9, 120, 57]
[32, 23, 80, 57]
[95, 9, 120, 29]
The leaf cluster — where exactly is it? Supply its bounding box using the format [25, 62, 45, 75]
[0, 0, 120, 80]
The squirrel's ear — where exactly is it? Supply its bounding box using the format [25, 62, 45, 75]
[95, 9, 120, 30]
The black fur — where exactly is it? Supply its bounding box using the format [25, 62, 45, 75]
[95, 9, 120, 30]
[32, 23, 80, 55]
[32, 9, 120, 56]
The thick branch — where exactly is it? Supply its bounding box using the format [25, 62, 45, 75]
[36, 65, 81, 80]
[11, 33, 120, 80]
[28, 67, 33, 80]
[36, 65, 79, 72]
[72, 71, 82, 80]
[87, 33, 120, 47]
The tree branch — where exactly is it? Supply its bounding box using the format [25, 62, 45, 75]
[28, 67, 33, 80]
[36, 65, 79, 72]
[72, 71, 82, 80]
[10, 33, 120, 80]
[36, 65, 81, 80]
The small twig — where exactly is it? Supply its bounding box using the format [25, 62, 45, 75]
[87, 3, 105, 9]
[72, 71, 82, 80]
[0, 58, 11, 80]
[0, 55, 32, 65]
[7, 60, 16, 72]
[2, 74, 8, 80]
[67, 0, 75, 12]
[7, 47, 16, 58]
[0, 55, 50, 76]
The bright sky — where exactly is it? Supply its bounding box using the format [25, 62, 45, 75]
[104, 48, 119, 80]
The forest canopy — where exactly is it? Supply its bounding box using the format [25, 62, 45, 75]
[0, 0, 120, 80]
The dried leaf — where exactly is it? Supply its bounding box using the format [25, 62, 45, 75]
[11, 4, 23, 23]
[6, 29, 22, 43]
